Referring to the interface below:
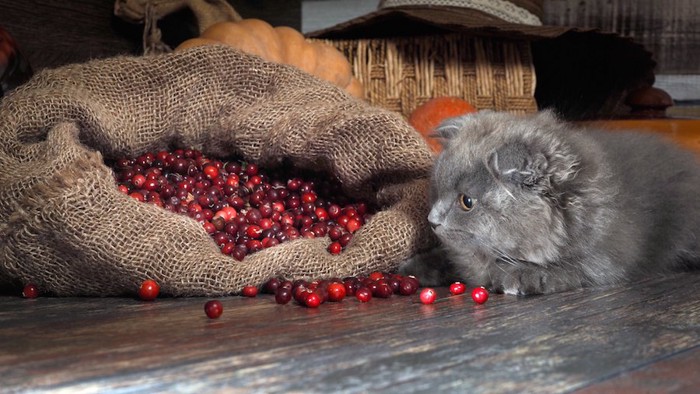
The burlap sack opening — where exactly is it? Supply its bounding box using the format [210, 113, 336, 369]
[0, 45, 436, 297]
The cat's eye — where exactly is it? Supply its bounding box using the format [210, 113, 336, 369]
[458, 194, 475, 211]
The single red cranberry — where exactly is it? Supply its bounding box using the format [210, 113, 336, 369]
[346, 218, 362, 233]
[471, 287, 489, 304]
[204, 300, 223, 319]
[327, 204, 341, 219]
[287, 178, 302, 191]
[303, 292, 322, 308]
[22, 283, 39, 299]
[129, 191, 146, 202]
[327, 242, 342, 255]
[419, 288, 437, 305]
[293, 285, 310, 304]
[328, 226, 343, 241]
[388, 277, 402, 294]
[241, 285, 258, 297]
[224, 161, 241, 174]
[338, 233, 353, 247]
[301, 192, 317, 204]
[327, 282, 347, 302]
[373, 280, 393, 298]
[138, 279, 160, 301]
[263, 277, 281, 294]
[131, 174, 147, 188]
[352, 286, 370, 303]
[449, 282, 466, 295]
[343, 277, 360, 296]
[231, 248, 246, 261]
[245, 163, 259, 176]
[369, 271, 385, 281]
[246, 225, 263, 239]
[203, 221, 216, 234]
[275, 287, 292, 304]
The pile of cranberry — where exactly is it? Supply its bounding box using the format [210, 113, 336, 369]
[259, 272, 421, 308]
[200, 273, 488, 318]
[111, 149, 371, 260]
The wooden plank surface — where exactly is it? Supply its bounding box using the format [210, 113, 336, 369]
[1, 272, 699, 393]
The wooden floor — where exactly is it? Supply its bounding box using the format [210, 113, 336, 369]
[1, 272, 699, 393]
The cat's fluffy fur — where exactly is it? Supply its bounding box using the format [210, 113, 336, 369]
[401, 110, 700, 295]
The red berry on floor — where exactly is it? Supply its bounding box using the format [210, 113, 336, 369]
[327, 282, 346, 302]
[398, 276, 420, 295]
[449, 282, 466, 295]
[355, 287, 372, 302]
[275, 287, 293, 304]
[372, 280, 393, 298]
[22, 283, 39, 299]
[263, 277, 281, 294]
[419, 288, 437, 304]
[204, 300, 223, 319]
[241, 285, 258, 297]
[327, 241, 342, 255]
[471, 287, 489, 304]
[369, 271, 385, 281]
[304, 292, 322, 308]
[138, 279, 160, 301]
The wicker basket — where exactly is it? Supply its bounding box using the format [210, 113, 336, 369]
[314, 33, 538, 118]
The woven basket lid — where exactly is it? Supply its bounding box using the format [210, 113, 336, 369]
[306, 0, 656, 120]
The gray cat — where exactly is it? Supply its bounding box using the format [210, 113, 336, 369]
[401, 110, 700, 295]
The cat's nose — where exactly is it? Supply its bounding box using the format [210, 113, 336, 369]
[428, 218, 441, 230]
[427, 208, 443, 230]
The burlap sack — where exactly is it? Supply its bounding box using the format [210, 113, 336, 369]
[0, 45, 436, 297]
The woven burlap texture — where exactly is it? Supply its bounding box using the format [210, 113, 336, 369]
[0, 45, 436, 297]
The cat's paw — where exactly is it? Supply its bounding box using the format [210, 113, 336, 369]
[487, 264, 576, 295]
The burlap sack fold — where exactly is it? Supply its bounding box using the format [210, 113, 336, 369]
[0, 45, 436, 296]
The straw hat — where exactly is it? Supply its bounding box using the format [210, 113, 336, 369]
[307, 0, 656, 120]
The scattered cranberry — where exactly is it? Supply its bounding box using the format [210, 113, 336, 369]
[138, 279, 160, 301]
[449, 282, 466, 295]
[275, 287, 293, 304]
[241, 285, 258, 297]
[369, 271, 385, 281]
[355, 287, 372, 302]
[327, 282, 346, 302]
[471, 287, 489, 304]
[419, 288, 437, 305]
[22, 283, 39, 299]
[399, 277, 419, 295]
[304, 292, 322, 308]
[372, 280, 393, 298]
[263, 277, 281, 294]
[204, 300, 223, 319]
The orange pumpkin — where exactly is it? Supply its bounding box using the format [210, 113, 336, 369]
[408, 97, 477, 153]
[176, 19, 364, 99]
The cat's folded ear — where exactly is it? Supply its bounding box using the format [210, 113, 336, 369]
[432, 111, 484, 143]
[487, 143, 580, 195]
